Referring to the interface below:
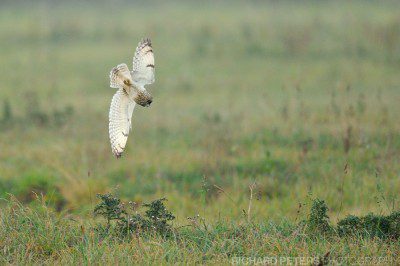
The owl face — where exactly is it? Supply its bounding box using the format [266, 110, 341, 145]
[133, 87, 153, 107]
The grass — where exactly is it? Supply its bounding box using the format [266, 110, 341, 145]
[0, 195, 399, 264]
[0, 0, 400, 264]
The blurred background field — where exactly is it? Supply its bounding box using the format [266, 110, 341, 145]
[0, 0, 399, 225]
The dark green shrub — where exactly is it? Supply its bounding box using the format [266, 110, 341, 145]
[338, 212, 400, 239]
[93, 193, 126, 227]
[305, 199, 334, 235]
[303, 198, 400, 240]
[94, 193, 175, 238]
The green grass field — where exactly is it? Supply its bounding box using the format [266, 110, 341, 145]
[0, 1, 400, 264]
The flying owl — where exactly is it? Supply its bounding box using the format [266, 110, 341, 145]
[108, 38, 155, 158]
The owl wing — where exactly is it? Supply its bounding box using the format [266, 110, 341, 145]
[109, 88, 136, 158]
[131, 38, 155, 86]
[109, 63, 133, 88]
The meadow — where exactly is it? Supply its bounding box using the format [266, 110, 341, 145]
[0, 0, 399, 264]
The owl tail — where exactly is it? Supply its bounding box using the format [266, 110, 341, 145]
[109, 63, 133, 88]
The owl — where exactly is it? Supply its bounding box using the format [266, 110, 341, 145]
[108, 38, 155, 158]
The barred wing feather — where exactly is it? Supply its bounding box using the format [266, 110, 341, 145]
[109, 88, 136, 158]
[131, 38, 155, 86]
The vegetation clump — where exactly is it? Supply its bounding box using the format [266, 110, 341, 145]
[304, 198, 334, 235]
[338, 212, 400, 240]
[94, 193, 175, 238]
[304, 198, 400, 240]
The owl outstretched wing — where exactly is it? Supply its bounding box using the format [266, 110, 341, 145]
[131, 38, 155, 86]
[109, 88, 136, 158]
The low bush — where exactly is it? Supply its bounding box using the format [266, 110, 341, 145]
[338, 212, 400, 240]
[304, 198, 400, 240]
[94, 193, 175, 238]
